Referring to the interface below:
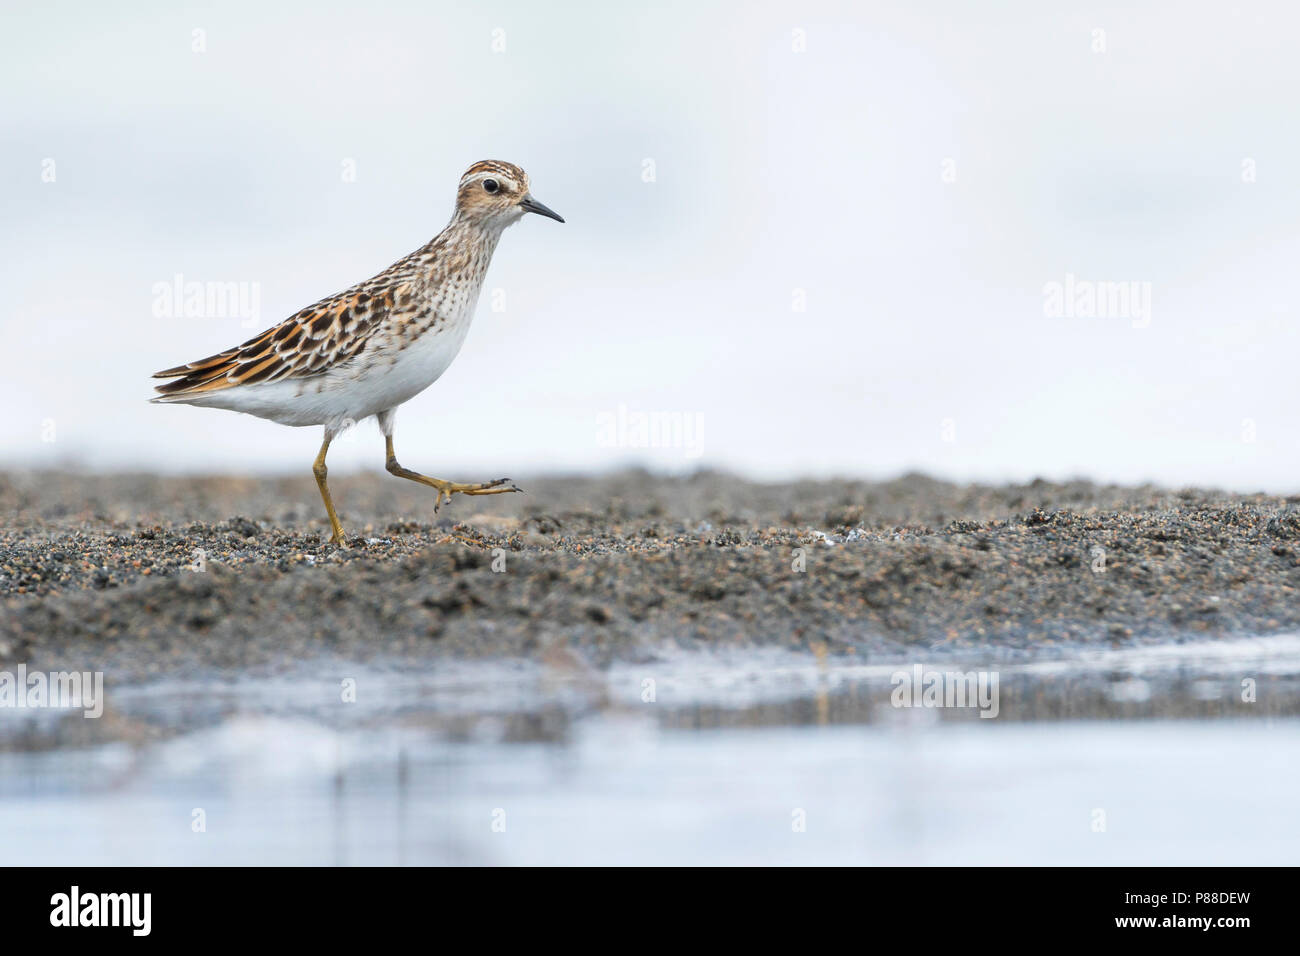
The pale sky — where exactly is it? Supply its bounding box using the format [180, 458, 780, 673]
[2, 0, 1297, 491]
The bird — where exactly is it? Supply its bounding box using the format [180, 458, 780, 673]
[151, 160, 564, 546]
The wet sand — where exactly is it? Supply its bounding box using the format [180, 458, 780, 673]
[2, 468, 1298, 681]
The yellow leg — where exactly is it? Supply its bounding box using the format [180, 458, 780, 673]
[313, 436, 346, 546]
[384, 435, 521, 512]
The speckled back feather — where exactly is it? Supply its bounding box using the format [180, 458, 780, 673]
[152, 160, 528, 399]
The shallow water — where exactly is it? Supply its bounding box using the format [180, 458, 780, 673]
[2, 635, 1299, 865]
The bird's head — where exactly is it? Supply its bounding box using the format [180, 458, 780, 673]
[454, 160, 564, 228]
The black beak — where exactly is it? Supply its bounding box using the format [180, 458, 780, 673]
[519, 193, 565, 223]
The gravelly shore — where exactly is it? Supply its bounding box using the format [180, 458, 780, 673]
[2, 469, 1298, 681]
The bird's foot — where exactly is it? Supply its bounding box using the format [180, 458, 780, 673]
[428, 477, 523, 512]
[385, 457, 522, 512]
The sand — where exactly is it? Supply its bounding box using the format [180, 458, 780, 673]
[2, 468, 1297, 682]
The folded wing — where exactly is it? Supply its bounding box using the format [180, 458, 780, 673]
[152, 285, 406, 397]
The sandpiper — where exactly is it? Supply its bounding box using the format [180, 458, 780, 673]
[152, 160, 563, 545]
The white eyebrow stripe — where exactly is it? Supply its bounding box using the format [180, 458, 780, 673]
[461, 168, 519, 188]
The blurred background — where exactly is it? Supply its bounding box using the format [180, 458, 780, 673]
[2, 0, 1298, 490]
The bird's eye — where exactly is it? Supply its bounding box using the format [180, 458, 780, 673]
[482, 179, 499, 194]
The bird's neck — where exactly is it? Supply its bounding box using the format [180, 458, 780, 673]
[423, 215, 505, 268]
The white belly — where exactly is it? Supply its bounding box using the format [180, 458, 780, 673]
[179, 318, 475, 430]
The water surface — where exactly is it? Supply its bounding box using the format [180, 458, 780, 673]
[2, 635, 1298, 865]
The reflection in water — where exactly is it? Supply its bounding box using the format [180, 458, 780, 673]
[1, 717, 1298, 865]
[1, 636, 1299, 864]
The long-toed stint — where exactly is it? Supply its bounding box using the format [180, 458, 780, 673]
[152, 160, 563, 545]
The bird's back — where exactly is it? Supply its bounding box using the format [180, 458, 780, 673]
[151, 222, 500, 427]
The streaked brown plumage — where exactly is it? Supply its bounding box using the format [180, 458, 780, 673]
[151, 160, 564, 544]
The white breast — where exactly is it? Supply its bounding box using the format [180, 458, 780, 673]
[344, 316, 477, 420]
